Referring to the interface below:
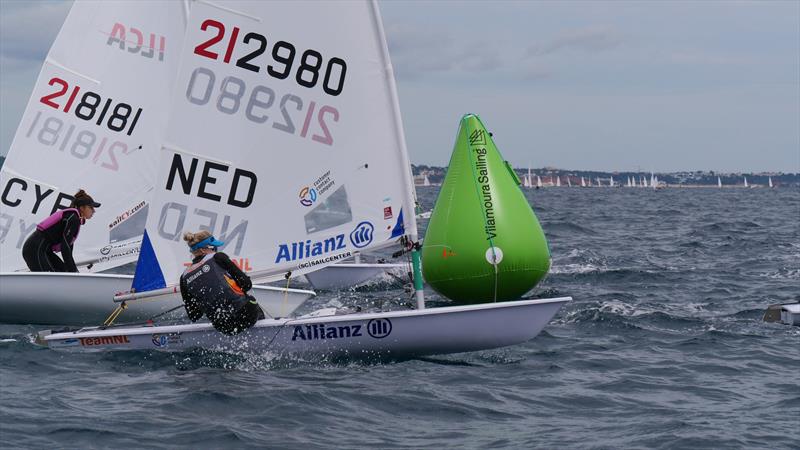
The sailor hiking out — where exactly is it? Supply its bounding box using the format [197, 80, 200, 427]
[22, 189, 100, 272]
[179, 231, 265, 335]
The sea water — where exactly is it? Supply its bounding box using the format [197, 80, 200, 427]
[1, 187, 798, 449]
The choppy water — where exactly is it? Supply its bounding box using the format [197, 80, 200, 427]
[1, 187, 798, 449]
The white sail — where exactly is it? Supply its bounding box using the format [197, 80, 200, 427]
[641, 175, 647, 187]
[536, 175, 542, 188]
[744, 176, 748, 188]
[596, 177, 601, 187]
[0, 1, 186, 272]
[609, 175, 614, 187]
[527, 166, 532, 188]
[566, 177, 571, 187]
[556, 176, 561, 187]
[718, 176, 722, 187]
[139, 0, 417, 287]
[580, 176, 585, 187]
[423, 174, 431, 186]
[769, 176, 773, 188]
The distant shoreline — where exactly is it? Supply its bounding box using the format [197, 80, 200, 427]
[411, 164, 799, 188]
[1, 156, 797, 187]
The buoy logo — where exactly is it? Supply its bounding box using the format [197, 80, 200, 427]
[349, 221, 374, 248]
[299, 186, 318, 207]
[485, 246, 503, 265]
[367, 318, 392, 339]
[469, 129, 486, 146]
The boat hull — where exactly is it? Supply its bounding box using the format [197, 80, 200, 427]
[0, 272, 315, 325]
[39, 297, 571, 358]
[303, 263, 407, 290]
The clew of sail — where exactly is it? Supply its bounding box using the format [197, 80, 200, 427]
[134, 0, 417, 291]
[0, 1, 186, 273]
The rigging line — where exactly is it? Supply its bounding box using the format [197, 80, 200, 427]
[102, 302, 128, 327]
[464, 119, 500, 303]
[281, 272, 292, 317]
[261, 316, 306, 352]
[98, 305, 187, 330]
[146, 305, 186, 322]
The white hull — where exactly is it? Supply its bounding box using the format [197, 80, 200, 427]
[39, 297, 571, 358]
[0, 272, 314, 326]
[303, 263, 407, 290]
[764, 302, 800, 326]
[781, 304, 800, 325]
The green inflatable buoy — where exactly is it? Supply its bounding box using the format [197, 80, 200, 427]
[421, 114, 550, 303]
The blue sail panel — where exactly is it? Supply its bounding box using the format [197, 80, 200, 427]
[131, 230, 166, 292]
[390, 208, 405, 238]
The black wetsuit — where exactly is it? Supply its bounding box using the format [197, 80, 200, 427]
[179, 252, 265, 335]
[22, 210, 81, 272]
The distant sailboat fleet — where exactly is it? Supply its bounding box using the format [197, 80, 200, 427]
[415, 167, 781, 189]
[510, 172, 776, 189]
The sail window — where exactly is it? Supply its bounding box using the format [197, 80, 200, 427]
[304, 186, 352, 234]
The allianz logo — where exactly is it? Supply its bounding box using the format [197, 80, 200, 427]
[349, 221, 374, 249]
[290, 318, 392, 341]
[275, 221, 374, 263]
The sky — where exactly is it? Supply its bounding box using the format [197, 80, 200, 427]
[1, 0, 798, 173]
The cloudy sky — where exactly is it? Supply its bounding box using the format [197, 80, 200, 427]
[1, 0, 798, 172]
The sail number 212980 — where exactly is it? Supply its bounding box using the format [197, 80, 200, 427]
[193, 19, 347, 97]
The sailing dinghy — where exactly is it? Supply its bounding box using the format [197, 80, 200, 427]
[0, 1, 315, 325]
[38, 0, 569, 357]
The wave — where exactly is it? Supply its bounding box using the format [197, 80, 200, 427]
[545, 220, 598, 236]
[758, 268, 800, 280]
[697, 220, 763, 233]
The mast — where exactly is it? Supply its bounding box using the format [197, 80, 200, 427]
[370, 1, 423, 308]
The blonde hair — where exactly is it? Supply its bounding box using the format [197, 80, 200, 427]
[183, 230, 213, 255]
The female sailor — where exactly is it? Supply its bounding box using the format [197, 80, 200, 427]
[21, 189, 100, 272]
[179, 230, 265, 335]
